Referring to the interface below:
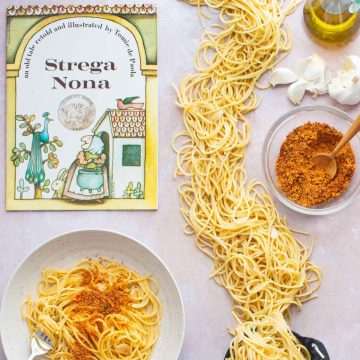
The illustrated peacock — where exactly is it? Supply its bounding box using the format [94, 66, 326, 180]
[25, 112, 53, 185]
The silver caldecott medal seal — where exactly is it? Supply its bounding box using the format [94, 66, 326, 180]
[58, 94, 96, 131]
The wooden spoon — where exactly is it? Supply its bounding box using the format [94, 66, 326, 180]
[311, 114, 360, 179]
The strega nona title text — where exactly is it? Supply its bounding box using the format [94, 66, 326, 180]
[45, 59, 135, 89]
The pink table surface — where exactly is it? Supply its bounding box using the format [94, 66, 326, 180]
[1, 1, 360, 359]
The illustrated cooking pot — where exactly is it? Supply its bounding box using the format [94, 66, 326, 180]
[77, 168, 104, 193]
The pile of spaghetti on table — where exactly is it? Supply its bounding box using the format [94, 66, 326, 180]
[174, 0, 322, 359]
[22, 258, 162, 360]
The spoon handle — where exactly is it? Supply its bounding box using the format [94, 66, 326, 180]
[331, 114, 360, 157]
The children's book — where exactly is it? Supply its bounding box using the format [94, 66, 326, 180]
[6, 4, 157, 210]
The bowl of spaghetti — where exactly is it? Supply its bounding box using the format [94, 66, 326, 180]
[0, 230, 185, 360]
[263, 105, 360, 215]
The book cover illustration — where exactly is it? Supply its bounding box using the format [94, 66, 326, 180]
[6, 4, 158, 210]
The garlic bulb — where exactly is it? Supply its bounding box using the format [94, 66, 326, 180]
[270, 68, 298, 86]
[329, 68, 360, 105]
[344, 55, 360, 73]
[328, 56, 360, 105]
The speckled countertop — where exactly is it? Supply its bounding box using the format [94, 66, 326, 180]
[0, 1, 360, 359]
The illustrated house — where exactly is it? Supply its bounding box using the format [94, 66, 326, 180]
[92, 109, 146, 199]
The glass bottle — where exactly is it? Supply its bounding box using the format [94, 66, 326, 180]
[304, 0, 360, 42]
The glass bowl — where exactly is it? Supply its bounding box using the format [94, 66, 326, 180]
[262, 105, 360, 215]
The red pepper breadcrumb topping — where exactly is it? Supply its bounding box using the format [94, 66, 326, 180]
[68, 268, 133, 360]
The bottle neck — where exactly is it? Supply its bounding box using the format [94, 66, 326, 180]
[320, 0, 353, 14]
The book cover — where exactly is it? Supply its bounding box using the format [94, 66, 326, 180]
[6, 4, 158, 210]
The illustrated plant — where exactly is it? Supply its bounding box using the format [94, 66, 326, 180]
[122, 181, 134, 199]
[10, 114, 63, 199]
[16, 179, 29, 199]
[40, 179, 51, 196]
[133, 182, 144, 199]
[122, 181, 144, 199]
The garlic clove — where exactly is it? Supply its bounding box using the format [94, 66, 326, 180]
[313, 69, 331, 95]
[287, 79, 308, 105]
[303, 54, 327, 82]
[269, 67, 298, 86]
[344, 55, 360, 73]
[314, 84, 328, 95]
[270, 228, 279, 239]
[118, 344, 131, 355]
[305, 81, 316, 95]
[213, 110, 224, 120]
[303, 66, 331, 96]
[296, 57, 312, 78]
[296, 54, 327, 83]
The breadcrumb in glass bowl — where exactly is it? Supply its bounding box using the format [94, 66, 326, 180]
[262, 105, 360, 215]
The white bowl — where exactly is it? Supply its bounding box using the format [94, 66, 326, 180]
[0, 229, 185, 360]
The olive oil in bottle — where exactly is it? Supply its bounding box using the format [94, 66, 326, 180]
[304, 0, 360, 42]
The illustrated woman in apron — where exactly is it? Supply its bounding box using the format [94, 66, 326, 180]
[63, 133, 109, 201]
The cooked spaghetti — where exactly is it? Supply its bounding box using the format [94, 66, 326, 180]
[228, 313, 311, 359]
[22, 258, 162, 360]
[174, 0, 322, 359]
